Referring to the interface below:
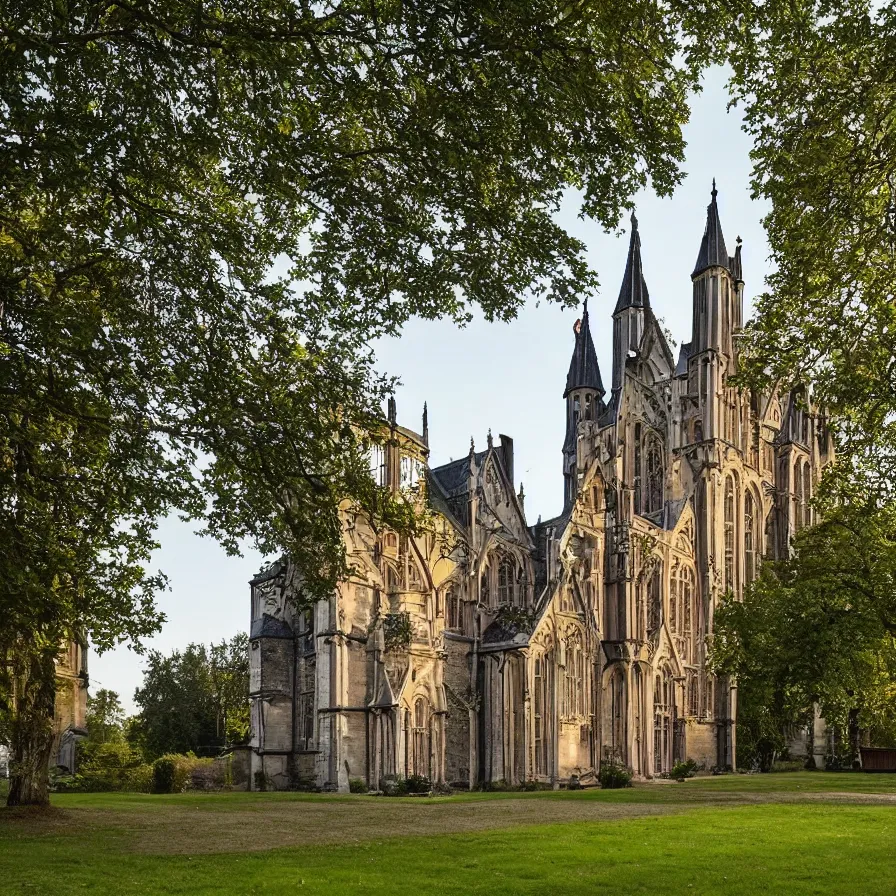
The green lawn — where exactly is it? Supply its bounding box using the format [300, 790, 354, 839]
[2, 774, 895, 895]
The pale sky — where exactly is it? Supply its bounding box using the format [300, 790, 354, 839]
[91, 66, 772, 714]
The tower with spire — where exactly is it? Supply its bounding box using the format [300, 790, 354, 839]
[612, 212, 651, 396]
[562, 299, 605, 508]
[688, 180, 745, 443]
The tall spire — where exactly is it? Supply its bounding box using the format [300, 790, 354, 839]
[614, 211, 650, 314]
[564, 299, 605, 398]
[692, 180, 729, 276]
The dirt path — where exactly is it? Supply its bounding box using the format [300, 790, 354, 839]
[4, 788, 895, 856]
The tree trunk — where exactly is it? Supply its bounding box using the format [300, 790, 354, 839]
[7, 644, 57, 807]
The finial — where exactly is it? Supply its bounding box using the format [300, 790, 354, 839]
[469, 435, 475, 454]
[583, 297, 588, 315]
[422, 402, 429, 446]
[711, 178, 718, 200]
[736, 235, 743, 246]
[487, 429, 493, 449]
[631, 209, 638, 229]
[387, 395, 397, 425]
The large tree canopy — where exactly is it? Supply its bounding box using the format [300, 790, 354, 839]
[0, 0, 730, 804]
[712, 488, 896, 769]
[732, 0, 896, 485]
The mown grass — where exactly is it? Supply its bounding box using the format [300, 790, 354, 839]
[1, 774, 894, 895]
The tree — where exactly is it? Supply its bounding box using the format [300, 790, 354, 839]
[712, 494, 896, 769]
[131, 635, 249, 760]
[0, 1, 730, 804]
[730, 1, 896, 491]
[85, 689, 125, 746]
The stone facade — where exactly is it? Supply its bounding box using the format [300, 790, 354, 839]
[53, 639, 89, 772]
[248, 188, 831, 790]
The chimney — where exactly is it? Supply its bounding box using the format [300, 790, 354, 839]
[499, 434, 514, 484]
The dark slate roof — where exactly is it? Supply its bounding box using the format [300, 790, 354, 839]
[614, 212, 650, 314]
[564, 300, 605, 398]
[692, 181, 730, 277]
[430, 451, 484, 498]
[250, 614, 294, 639]
[426, 470, 467, 533]
[675, 340, 694, 377]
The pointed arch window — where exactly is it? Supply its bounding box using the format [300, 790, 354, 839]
[745, 491, 758, 587]
[647, 565, 662, 634]
[645, 436, 664, 514]
[410, 697, 431, 779]
[801, 460, 812, 529]
[497, 555, 515, 606]
[724, 475, 736, 593]
[794, 461, 805, 532]
[633, 423, 642, 513]
[446, 586, 463, 631]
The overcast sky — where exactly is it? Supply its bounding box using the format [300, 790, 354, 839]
[91, 66, 772, 714]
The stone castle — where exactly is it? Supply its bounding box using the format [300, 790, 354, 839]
[248, 188, 830, 790]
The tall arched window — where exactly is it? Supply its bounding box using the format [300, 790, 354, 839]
[635, 577, 646, 641]
[633, 423, 642, 513]
[497, 555, 515, 605]
[534, 652, 553, 776]
[653, 667, 674, 775]
[446, 586, 463, 631]
[563, 634, 585, 719]
[645, 436, 664, 514]
[682, 567, 694, 663]
[724, 475, 736, 592]
[647, 566, 662, 634]
[801, 460, 812, 529]
[411, 697, 431, 779]
[744, 491, 757, 587]
[794, 461, 805, 532]
[515, 565, 527, 608]
[480, 566, 490, 606]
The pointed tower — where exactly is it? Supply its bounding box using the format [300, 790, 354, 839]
[562, 300, 605, 508]
[612, 212, 650, 395]
[688, 182, 744, 443]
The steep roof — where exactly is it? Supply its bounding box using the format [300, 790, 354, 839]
[614, 212, 650, 314]
[692, 181, 730, 277]
[564, 300, 605, 398]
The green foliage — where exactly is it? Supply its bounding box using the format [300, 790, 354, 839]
[348, 778, 367, 794]
[85, 690, 126, 746]
[151, 759, 177, 795]
[403, 775, 431, 795]
[0, 0, 732, 804]
[60, 742, 152, 793]
[382, 613, 413, 652]
[712, 502, 896, 768]
[131, 634, 249, 761]
[670, 760, 698, 781]
[599, 761, 633, 789]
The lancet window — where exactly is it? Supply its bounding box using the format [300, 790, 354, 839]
[724, 475, 736, 593]
[744, 491, 758, 587]
[446, 586, 463, 631]
[645, 436, 664, 514]
[497, 555, 516, 606]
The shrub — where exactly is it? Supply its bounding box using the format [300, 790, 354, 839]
[670, 759, 699, 781]
[152, 758, 177, 793]
[349, 777, 367, 793]
[66, 741, 153, 793]
[599, 760, 633, 789]
[771, 760, 805, 773]
[404, 774, 431, 794]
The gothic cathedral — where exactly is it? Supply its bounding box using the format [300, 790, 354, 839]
[248, 188, 831, 790]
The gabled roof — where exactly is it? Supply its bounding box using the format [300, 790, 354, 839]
[614, 212, 650, 314]
[564, 300, 605, 398]
[675, 341, 694, 377]
[692, 181, 730, 277]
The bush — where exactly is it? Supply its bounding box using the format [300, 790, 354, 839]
[63, 741, 153, 793]
[404, 774, 431, 794]
[349, 777, 367, 793]
[599, 760, 633, 789]
[670, 759, 699, 781]
[771, 759, 805, 773]
[152, 758, 177, 794]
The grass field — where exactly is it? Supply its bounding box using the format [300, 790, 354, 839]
[1, 773, 895, 895]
